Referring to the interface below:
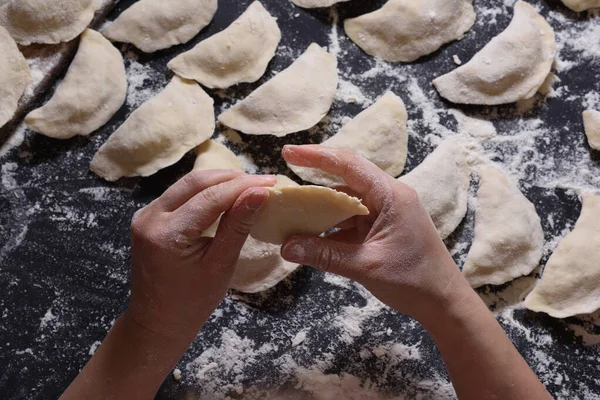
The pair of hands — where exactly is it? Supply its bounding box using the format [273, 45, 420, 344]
[127, 144, 464, 345]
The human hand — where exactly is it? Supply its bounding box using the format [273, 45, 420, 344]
[126, 169, 277, 343]
[281, 145, 469, 324]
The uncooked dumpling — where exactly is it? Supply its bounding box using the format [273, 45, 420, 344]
[25, 30, 126, 139]
[288, 92, 408, 186]
[524, 193, 600, 318]
[462, 165, 544, 287]
[168, 2, 281, 89]
[344, 0, 475, 63]
[291, 0, 350, 7]
[193, 140, 243, 171]
[583, 110, 600, 151]
[218, 43, 338, 137]
[90, 76, 214, 181]
[0, 0, 101, 45]
[0, 26, 30, 129]
[103, 0, 218, 53]
[250, 186, 369, 245]
[560, 0, 600, 11]
[399, 141, 469, 240]
[433, 1, 556, 105]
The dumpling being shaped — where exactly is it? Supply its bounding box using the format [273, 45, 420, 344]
[194, 140, 243, 171]
[344, 0, 475, 63]
[90, 76, 215, 181]
[103, 0, 218, 53]
[0, 26, 30, 129]
[288, 92, 408, 187]
[560, 0, 600, 11]
[433, 1, 556, 105]
[251, 186, 369, 245]
[218, 43, 338, 137]
[524, 193, 600, 318]
[0, 0, 102, 45]
[583, 110, 600, 151]
[399, 140, 470, 240]
[25, 30, 127, 139]
[168, 2, 281, 89]
[291, 0, 350, 8]
[462, 165, 544, 288]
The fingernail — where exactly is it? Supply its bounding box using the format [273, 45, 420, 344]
[246, 189, 269, 210]
[282, 240, 306, 263]
[259, 174, 277, 182]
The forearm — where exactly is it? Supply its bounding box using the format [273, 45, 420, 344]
[420, 278, 551, 400]
[61, 310, 191, 400]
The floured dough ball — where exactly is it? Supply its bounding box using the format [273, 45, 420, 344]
[250, 186, 369, 245]
[218, 43, 338, 137]
[344, 0, 475, 62]
[289, 92, 408, 186]
[583, 110, 600, 151]
[291, 0, 350, 8]
[103, 0, 218, 53]
[433, 1, 556, 105]
[399, 140, 470, 240]
[524, 193, 600, 318]
[91, 76, 215, 181]
[462, 165, 544, 288]
[560, 0, 600, 11]
[0, 26, 30, 129]
[193, 140, 243, 171]
[0, 0, 102, 45]
[25, 29, 127, 139]
[168, 1, 281, 89]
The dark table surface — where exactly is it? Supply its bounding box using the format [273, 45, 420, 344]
[1, 0, 600, 399]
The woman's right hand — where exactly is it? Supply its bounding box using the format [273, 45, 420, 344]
[281, 145, 471, 324]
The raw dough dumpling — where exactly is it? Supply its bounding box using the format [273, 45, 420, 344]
[524, 193, 600, 318]
[168, 2, 281, 89]
[583, 110, 600, 151]
[250, 186, 369, 245]
[399, 141, 469, 240]
[194, 140, 243, 171]
[433, 1, 556, 105]
[560, 0, 600, 11]
[0, 26, 30, 129]
[462, 165, 544, 287]
[291, 0, 350, 8]
[289, 92, 408, 186]
[90, 76, 214, 181]
[344, 0, 475, 63]
[25, 30, 127, 139]
[0, 0, 102, 45]
[103, 0, 218, 53]
[218, 43, 338, 137]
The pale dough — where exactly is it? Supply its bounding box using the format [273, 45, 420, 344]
[25, 29, 127, 139]
[103, 0, 218, 53]
[344, 0, 475, 63]
[560, 0, 600, 11]
[168, 1, 281, 89]
[0, 0, 102, 45]
[288, 92, 408, 187]
[0, 25, 30, 129]
[194, 140, 243, 171]
[218, 43, 338, 137]
[291, 0, 350, 7]
[582, 110, 600, 151]
[250, 186, 369, 245]
[462, 165, 544, 288]
[90, 76, 215, 181]
[524, 193, 600, 318]
[399, 140, 470, 240]
[433, 1, 556, 105]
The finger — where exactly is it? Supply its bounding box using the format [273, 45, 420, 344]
[206, 187, 270, 267]
[281, 236, 363, 280]
[157, 169, 245, 212]
[282, 145, 393, 213]
[170, 174, 277, 236]
[334, 216, 358, 230]
[325, 228, 364, 244]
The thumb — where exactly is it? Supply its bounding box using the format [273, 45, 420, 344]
[281, 236, 361, 277]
